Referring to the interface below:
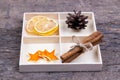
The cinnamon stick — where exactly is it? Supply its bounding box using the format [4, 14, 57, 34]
[63, 39, 102, 63]
[91, 33, 103, 46]
[82, 31, 101, 44]
[62, 51, 82, 63]
[61, 31, 103, 63]
[61, 46, 83, 63]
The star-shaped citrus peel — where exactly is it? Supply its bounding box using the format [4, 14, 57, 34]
[28, 51, 40, 62]
[28, 49, 59, 62]
[42, 49, 59, 61]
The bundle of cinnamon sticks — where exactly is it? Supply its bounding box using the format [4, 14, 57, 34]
[60, 31, 103, 63]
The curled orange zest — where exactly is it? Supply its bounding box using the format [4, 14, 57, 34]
[28, 49, 58, 62]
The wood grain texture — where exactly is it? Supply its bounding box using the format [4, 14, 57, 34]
[0, 0, 120, 80]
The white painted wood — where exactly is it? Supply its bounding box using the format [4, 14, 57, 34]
[19, 12, 102, 72]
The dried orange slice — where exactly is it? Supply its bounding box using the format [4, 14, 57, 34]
[34, 18, 58, 36]
[26, 16, 47, 34]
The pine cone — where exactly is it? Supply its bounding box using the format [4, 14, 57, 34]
[66, 10, 88, 31]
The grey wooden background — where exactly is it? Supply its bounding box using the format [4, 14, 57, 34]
[0, 0, 120, 80]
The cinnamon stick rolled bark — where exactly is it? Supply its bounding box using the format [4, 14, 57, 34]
[61, 31, 103, 63]
[91, 33, 103, 46]
[82, 31, 102, 44]
[61, 46, 83, 63]
[62, 51, 82, 63]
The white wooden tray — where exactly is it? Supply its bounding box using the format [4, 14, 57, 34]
[19, 12, 102, 72]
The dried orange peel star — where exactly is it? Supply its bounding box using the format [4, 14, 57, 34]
[42, 49, 59, 61]
[28, 52, 40, 62]
[28, 49, 59, 62]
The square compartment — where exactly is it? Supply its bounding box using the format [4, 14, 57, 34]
[19, 36, 61, 71]
[60, 36, 102, 63]
[23, 12, 59, 37]
[59, 12, 97, 36]
[19, 12, 102, 72]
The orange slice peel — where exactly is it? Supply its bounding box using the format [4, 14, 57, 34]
[26, 16, 58, 36]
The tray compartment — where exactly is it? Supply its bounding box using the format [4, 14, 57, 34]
[23, 12, 59, 37]
[59, 12, 97, 36]
[20, 36, 61, 66]
[60, 36, 102, 63]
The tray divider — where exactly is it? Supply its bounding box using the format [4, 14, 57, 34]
[58, 13, 62, 60]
